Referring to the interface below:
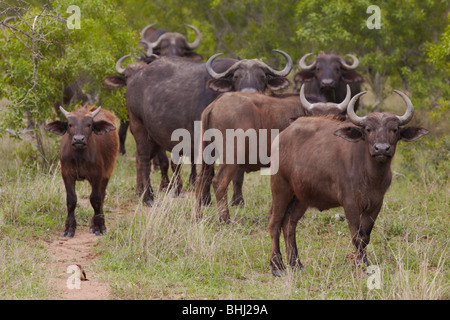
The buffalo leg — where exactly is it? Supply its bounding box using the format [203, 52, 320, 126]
[129, 114, 156, 206]
[212, 164, 238, 223]
[269, 175, 294, 276]
[157, 151, 170, 192]
[188, 162, 197, 188]
[282, 198, 307, 270]
[344, 202, 382, 265]
[194, 162, 214, 220]
[118, 120, 129, 155]
[62, 175, 77, 237]
[89, 177, 108, 236]
[231, 169, 245, 206]
[170, 159, 183, 197]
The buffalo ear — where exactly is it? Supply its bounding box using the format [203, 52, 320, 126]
[93, 120, 116, 135]
[267, 77, 290, 91]
[207, 79, 233, 93]
[400, 126, 429, 142]
[294, 70, 315, 83]
[103, 76, 127, 89]
[341, 71, 364, 83]
[334, 126, 363, 142]
[45, 121, 67, 136]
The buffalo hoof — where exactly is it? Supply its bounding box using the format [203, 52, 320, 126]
[159, 182, 169, 192]
[62, 231, 75, 238]
[144, 199, 154, 207]
[199, 194, 212, 206]
[173, 191, 184, 198]
[219, 215, 231, 224]
[90, 228, 106, 236]
[291, 259, 305, 271]
[272, 269, 286, 277]
[231, 196, 245, 207]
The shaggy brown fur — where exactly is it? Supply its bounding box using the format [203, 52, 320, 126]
[268, 113, 428, 276]
[45, 105, 119, 237]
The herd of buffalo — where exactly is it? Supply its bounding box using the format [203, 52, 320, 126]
[43, 24, 429, 276]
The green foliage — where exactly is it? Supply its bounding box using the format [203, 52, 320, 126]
[427, 17, 450, 75]
[0, 0, 138, 135]
[1, 1, 448, 150]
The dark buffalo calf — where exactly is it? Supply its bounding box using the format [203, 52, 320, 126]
[45, 105, 119, 237]
[268, 90, 428, 276]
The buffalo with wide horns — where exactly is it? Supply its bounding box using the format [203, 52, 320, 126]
[268, 89, 428, 276]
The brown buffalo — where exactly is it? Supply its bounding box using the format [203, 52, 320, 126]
[268, 90, 428, 276]
[195, 85, 351, 222]
[45, 105, 119, 237]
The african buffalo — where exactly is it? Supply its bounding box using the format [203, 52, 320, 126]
[268, 90, 428, 276]
[104, 53, 237, 192]
[195, 85, 351, 222]
[294, 52, 364, 110]
[116, 23, 203, 155]
[141, 23, 203, 61]
[45, 105, 119, 237]
[126, 50, 293, 206]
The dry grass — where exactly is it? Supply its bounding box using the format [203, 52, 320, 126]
[0, 129, 448, 300]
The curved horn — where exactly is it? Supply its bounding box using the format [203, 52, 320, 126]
[299, 53, 316, 70]
[91, 106, 102, 118]
[184, 24, 202, 49]
[393, 90, 414, 125]
[347, 91, 367, 126]
[299, 84, 313, 111]
[141, 23, 157, 38]
[139, 39, 155, 57]
[142, 24, 164, 49]
[115, 54, 130, 75]
[59, 106, 71, 119]
[336, 85, 351, 111]
[205, 53, 231, 79]
[264, 49, 293, 77]
[340, 54, 359, 70]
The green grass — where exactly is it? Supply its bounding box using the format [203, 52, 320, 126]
[0, 128, 448, 299]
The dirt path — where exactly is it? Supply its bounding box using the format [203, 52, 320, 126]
[45, 228, 110, 300]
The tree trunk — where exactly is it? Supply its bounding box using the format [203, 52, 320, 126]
[365, 70, 386, 112]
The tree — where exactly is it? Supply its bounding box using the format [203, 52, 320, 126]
[0, 0, 138, 167]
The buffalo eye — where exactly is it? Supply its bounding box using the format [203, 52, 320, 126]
[87, 124, 91, 128]
[392, 128, 398, 133]
[365, 128, 372, 133]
